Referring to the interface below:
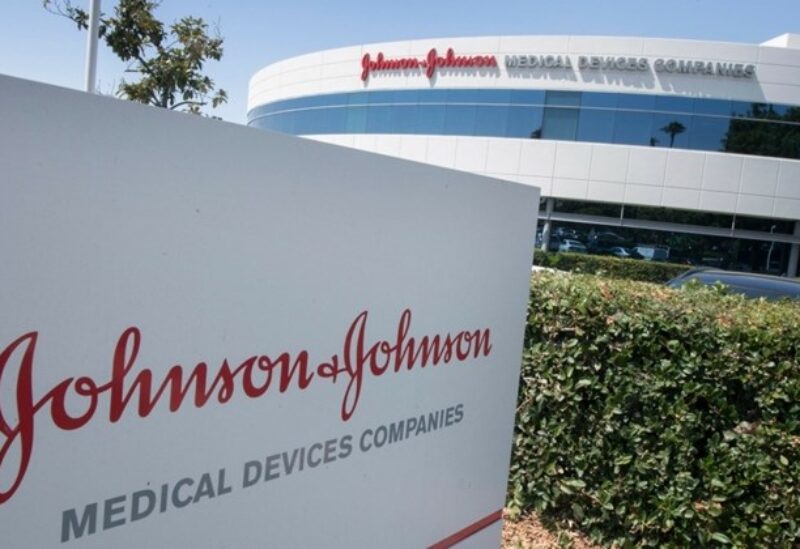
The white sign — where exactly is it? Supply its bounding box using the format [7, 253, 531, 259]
[0, 75, 539, 548]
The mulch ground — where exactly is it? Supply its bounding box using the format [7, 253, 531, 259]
[501, 509, 598, 548]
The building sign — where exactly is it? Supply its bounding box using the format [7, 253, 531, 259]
[361, 48, 498, 81]
[506, 54, 756, 78]
[361, 48, 756, 82]
[0, 75, 539, 548]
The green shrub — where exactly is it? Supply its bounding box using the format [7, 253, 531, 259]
[509, 272, 800, 547]
[533, 251, 688, 283]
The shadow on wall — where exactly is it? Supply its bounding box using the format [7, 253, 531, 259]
[507, 68, 578, 82]
[579, 70, 656, 90]
[362, 67, 501, 87]
[654, 74, 767, 102]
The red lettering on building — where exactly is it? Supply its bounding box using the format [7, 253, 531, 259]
[361, 48, 497, 81]
[0, 309, 492, 505]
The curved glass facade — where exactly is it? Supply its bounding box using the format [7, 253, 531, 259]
[248, 89, 800, 160]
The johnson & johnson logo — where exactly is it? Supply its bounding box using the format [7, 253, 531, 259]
[361, 48, 498, 81]
[0, 309, 492, 505]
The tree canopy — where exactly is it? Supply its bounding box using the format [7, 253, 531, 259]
[44, 0, 227, 115]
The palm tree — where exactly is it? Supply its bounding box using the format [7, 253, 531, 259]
[660, 121, 687, 148]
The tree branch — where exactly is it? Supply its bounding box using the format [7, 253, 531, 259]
[170, 100, 207, 110]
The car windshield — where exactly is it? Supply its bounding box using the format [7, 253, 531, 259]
[670, 271, 800, 300]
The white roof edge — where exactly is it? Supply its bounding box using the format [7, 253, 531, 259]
[761, 33, 800, 49]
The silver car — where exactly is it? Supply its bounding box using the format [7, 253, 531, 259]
[558, 239, 588, 253]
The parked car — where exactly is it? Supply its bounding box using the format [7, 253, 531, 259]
[609, 246, 633, 258]
[558, 239, 588, 253]
[553, 227, 580, 240]
[667, 268, 800, 300]
[634, 245, 670, 262]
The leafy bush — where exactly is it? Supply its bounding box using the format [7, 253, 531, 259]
[509, 272, 800, 547]
[533, 251, 688, 283]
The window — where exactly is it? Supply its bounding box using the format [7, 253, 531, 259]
[542, 107, 579, 140]
[506, 106, 544, 138]
[689, 116, 728, 151]
[247, 89, 800, 159]
[577, 109, 615, 143]
[613, 111, 653, 146]
[553, 200, 621, 218]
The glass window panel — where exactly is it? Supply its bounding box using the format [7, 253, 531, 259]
[248, 90, 800, 161]
[248, 105, 270, 120]
[259, 112, 278, 131]
[770, 104, 790, 116]
[474, 89, 512, 105]
[613, 111, 654, 146]
[553, 199, 621, 217]
[735, 216, 794, 234]
[292, 96, 324, 110]
[724, 118, 800, 159]
[414, 104, 446, 134]
[311, 94, 344, 107]
[445, 89, 482, 103]
[347, 92, 369, 106]
[394, 90, 419, 103]
[625, 205, 733, 228]
[443, 105, 477, 135]
[419, 89, 449, 103]
[739, 103, 799, 122]
[294, 110, 322, 134]
[654, 95, 694, 114]
[345, 106, 368, 133]
[322, 106, 348, 133]
[506, 106, 544, 138]
[277, 114, 294, 133]
[274, 98, 299, 111]
[365, 106, 394, 132]
[580, 92, 618, 109]
[508, 90, 545, 105]
[542, 107, 578, 140]
[741, 103, 789, 119]
[474, 105, 509, 137]
[262, 100, 283, 113]
[731, 101, 758, 118]
[249, 116, 270, 132]
[545, 90, 581, 106]
[651, 113, 692, 149]
[392, 105, 420, 134]
[366, 91, 398, 104]
[276, 112, 298, 134]
[690, 115, 728, 151]
[303, 108, 327, 133]
[577, 109, 615, 143]
[253, 116, 272, 131]
[617, 93, 656, 111]
[692, 98, 731, 116]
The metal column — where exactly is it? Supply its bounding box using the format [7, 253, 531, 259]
[540, 198, 554, 251]
[787, 221, 800, 277]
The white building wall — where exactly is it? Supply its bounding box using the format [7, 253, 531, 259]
[310, 135, 800, 221]
[249, 35, 800, 222]
[249, 35, 800, 108]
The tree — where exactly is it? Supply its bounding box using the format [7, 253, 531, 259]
[44, 0, 227, 115]
[660, 121, 686, 148]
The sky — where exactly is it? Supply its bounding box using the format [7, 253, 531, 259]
[2, 0, 799, 124]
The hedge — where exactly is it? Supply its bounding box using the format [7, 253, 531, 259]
[509, 272, 800, 547]
[533, 250, 689, 283]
